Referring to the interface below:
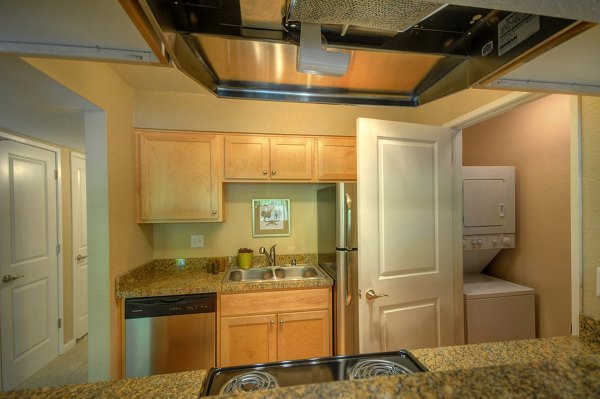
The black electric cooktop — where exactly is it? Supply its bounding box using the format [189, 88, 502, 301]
[199, 350, 427, 397]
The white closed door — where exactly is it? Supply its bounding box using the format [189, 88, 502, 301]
[357, 118, 455, 353]
[71, 153, 88, 339]
[0, 139, 59, 390]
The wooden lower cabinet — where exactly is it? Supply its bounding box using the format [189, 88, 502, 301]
[277, 310, 330, 361]
[219, 288, 331, 367]
[220, 314, 277, 367]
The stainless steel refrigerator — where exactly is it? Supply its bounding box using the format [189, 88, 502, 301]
[317, 183, 359, 356]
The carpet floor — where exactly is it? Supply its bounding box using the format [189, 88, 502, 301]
[15, 335, 88, 390]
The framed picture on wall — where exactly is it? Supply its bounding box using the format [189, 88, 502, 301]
[252, 199, 291, 237]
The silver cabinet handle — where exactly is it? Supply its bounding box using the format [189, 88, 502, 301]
[262, 170, 268, 175]
[2, 274, 24, 283]
[271, 170, 277, 175]
[365, 289, 388, 300]
[76, 254, 88, 261]
[279, 319, 285, 325]
[270, 320, 275, 326]
[211, 210, 217, 215]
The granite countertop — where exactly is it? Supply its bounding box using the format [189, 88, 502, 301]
[5, 336, 600, 398]
[116, 255, 333, 299]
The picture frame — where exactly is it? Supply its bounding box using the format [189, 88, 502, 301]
[252, 199, 291, 237]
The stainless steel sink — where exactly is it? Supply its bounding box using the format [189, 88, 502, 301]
[224, 265, 324, 283]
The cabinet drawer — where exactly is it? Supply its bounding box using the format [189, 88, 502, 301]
[221, 288, 330, 316]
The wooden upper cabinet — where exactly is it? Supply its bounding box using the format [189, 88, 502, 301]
[224, 135, 270, 180]
[317, 137, 357, 181]
[137, 130, 223, 222]
[224, 135, 315, 181]
[270, 137, 314, 180]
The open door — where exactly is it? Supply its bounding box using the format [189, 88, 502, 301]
[357, 118, 455, 353]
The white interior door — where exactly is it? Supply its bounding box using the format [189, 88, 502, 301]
[357, 118, 455, 353]
[71, 153, 88, 339]
[0, 138, 59, 390]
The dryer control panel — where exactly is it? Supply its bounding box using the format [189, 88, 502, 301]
[463, 234, 515, 251]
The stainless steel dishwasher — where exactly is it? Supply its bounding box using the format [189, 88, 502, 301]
[125, 293, 216, 378]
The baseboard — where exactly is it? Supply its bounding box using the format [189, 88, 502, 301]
[62, 339, 76, 354]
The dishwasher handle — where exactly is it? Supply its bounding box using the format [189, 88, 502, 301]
[125, 294, 216, 319]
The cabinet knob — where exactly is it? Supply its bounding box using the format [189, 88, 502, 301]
[279, 319, 285, 325]
[271, 170, 277, 175]
[211, 210, 217, 215]
[262, 170, 268, 175]
[270, 320, 275, 326]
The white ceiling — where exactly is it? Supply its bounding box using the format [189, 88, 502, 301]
[486, 24, 600, 93]
[0, 0, 157, 62]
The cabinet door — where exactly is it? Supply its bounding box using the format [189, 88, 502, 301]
[138, 131, 222, 222]
[317, 137, 357, 180]
[277, 310, 330, 361]
[270, 137, 314, 180]
[224, 135, 270, 180]
[220, 314, 277, 367]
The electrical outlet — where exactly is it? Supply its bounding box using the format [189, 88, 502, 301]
[190, 235, 204, 248]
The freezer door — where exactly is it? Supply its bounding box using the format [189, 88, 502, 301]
[336, 183, 357, 250]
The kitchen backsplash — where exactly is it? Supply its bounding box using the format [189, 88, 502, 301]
[126, 253, 319, 277]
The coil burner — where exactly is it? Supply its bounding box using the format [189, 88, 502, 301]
[219, 371, 279, 395]
[349, 359, 413, 380]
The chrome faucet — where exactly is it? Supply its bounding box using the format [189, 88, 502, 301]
[259, 244, 277, 266]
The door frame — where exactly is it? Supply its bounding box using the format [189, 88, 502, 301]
[70, 151, 87, 340]
[443, 91, 582, 337]
[0, 130, 66, 374]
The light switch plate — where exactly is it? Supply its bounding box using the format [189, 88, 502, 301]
[191, 235, 204, 248]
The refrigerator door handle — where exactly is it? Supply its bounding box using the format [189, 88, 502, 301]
[345, 251, 352, 306]
[345, 192, 352, 251]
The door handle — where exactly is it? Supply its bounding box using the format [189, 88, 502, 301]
[365, 289, 388, 300]
[2, 274, 24, 283]
[76, 255, 88, 261]
[345, 251, 352, 306]
[345, 193, 352, 250]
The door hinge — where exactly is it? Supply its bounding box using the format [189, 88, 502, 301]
[58, 318, 62, 329]
[54, 169, 58, 179]
[56, 243, 61, 255]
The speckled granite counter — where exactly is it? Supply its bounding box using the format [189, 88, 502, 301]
[4, 336, 600, 398]
[116, 255, 332, 299]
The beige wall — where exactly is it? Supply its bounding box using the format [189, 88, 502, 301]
[582, 96, 600, 318]
[154, 183, 327, 258]
[463, 94, 572, 338]
[133, 89, 512, 136]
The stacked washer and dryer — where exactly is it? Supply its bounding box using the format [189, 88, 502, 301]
[462, 166, 536, 344]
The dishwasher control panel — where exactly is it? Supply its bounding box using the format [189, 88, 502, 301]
[125, 293, 216, 319]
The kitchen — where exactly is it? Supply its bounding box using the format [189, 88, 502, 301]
[1, 0, 600, 397]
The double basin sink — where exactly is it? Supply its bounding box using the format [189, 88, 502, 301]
[224, 264, 325, 283]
